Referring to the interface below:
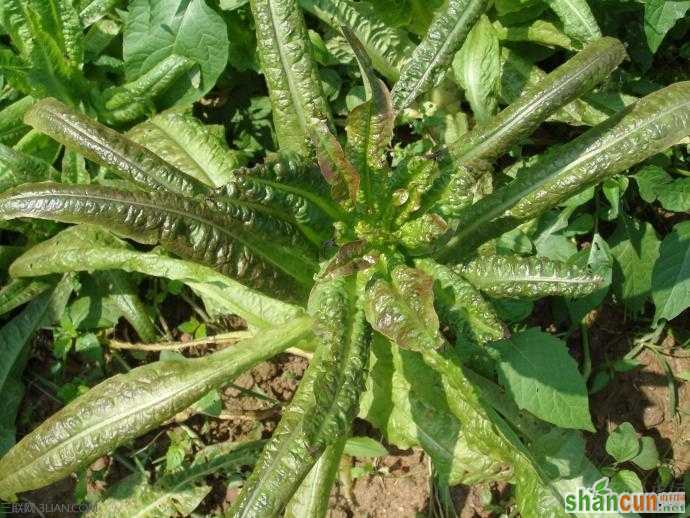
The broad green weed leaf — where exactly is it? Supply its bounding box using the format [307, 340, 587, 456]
[544, 0, 601, 45]
[644, 0, 690, 53]
[605, 422, 640, 463]
[284, 438, 345, 518]
[610, 216, 661, 315]
[531, 428, 585, 479]
[610, 470, 643, 494]
[0, 319, 311, 498]
[634, 165, 690, 212]
[565, 233, 612, 323]
[492, 328, 594, 430]
[250, 0, 331, 154]
[452, 15, 500, 124]
[123, 0, 229, 107]
[391, 0, 489, 111]
[631, 436, 660, 470]
[9, 225, 303, 328]
[652, 221, 690, 323]
[128, 111, 246, 188]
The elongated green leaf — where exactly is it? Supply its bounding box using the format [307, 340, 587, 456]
[0, 0, 83, 63]
[95, 270, 157, 342]
[97, 54, 196, 126]
[250, 0, 331, 154]
[0, 318, 312, 499]
[24, 98, 207, 196]
[422, 160, 493, 219]
[459, 255, 603, 299]
[284, 438, 345, 518]
[499, 47, 635, 128]
[230, 275, 369, 518]
[61, 149, 90, 185]
[544, 0, 601, 45]
[87, 440, 264, 518]
[0, 277, 56, 317]
[13, 129, 61, 164]
[341, 27, 394, 212]
[83, 18, 120, 63]
[0, 183, 318, 292]
[10, 225, 304, 329]
[0, 1, 88, 105]
[0, 143, 59, 193]
[392, 0, 489, 111]
[443, 81, 690, 259]
[416, 259, 506, 346]
[449, 37, 627, 164]
[364, 266, 443, 352]
[298, 0, 413, 81]
[0, 274, 73, 397]
[0, 96, 33, 146]
[128, 110, 246, 188]
[493, 19, 572, 49]
[452, 15, 500, 124]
